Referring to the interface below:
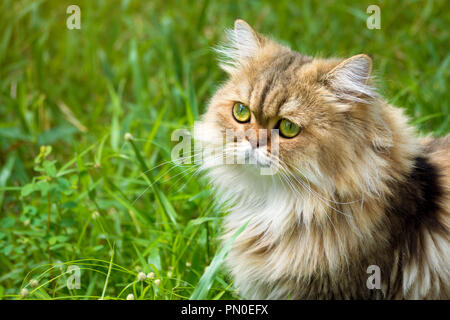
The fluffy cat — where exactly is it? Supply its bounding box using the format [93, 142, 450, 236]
[195, 20, 450, 299]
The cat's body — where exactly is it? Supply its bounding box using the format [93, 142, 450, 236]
[197, 20, 449, 299]
[221, 135, 450, 299]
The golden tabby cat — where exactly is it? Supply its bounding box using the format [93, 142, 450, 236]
[195, 20, 449, 299]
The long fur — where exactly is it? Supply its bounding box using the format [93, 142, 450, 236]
[197, 20, 450, 299]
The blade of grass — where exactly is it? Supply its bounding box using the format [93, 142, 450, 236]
[101, 246, 115, 300]
[190, 219, 250, 300]
[127, 136, 179, 225]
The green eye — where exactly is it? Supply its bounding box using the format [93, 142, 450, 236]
[232, 103, 251, 123]
[279, 119, 301, 138]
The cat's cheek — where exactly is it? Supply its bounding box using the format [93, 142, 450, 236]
[278, 140, 322, 177]
[277, 137, 307, 161]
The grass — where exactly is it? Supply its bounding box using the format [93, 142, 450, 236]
[0, 0, 448, 300]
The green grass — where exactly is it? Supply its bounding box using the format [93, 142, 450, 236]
[0, 0, 448, 300]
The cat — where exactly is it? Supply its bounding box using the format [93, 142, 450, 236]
[195, 19, 450, 299]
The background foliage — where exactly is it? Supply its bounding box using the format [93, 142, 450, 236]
[0, 0, 448, 299]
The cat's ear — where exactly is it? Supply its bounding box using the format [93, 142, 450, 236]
[216, 19, 263, 73]
[325, 54, 376, 104]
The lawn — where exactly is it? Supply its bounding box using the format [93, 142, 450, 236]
[0, 0, 448, 300]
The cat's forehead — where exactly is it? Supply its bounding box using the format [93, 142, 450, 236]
[236, 51, 314, 121]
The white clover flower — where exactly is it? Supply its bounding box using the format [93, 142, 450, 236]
[124, 133, 134, 141]
[30, 279, 38, 288]
[137, 272, 146, 282]
[154, 279, 160, 287]
[20, 288, 29, 298]
[186, 261, 192, 268]
[146, 272, 155, 280]
[91, 211, 100, 220]
[126, 293, 135, 300]
[56, 261, 64, 272]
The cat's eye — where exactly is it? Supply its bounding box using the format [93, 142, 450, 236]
[232, 103, 251, 123]
[279, 119, 301, 138]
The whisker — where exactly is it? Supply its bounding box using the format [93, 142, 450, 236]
[265, 153, 353, 219]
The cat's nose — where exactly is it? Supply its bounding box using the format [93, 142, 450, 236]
[249, 138, 259, 149]
[247, 129, 268, 149]
[248, 138, 266, 149]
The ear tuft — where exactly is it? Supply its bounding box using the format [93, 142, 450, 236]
[215, 19, 261, 73]
[326, 54, 377, 104]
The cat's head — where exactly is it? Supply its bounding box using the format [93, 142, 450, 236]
[196, 20, 395, 199]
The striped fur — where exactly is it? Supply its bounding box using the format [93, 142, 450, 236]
[197, 20, 450, 299]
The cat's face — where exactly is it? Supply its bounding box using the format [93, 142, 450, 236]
[197, 20, 388, 195]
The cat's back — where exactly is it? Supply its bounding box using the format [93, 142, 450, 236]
[409, 134, 450, 299]
[425, 134, 450, 234]
[424, 134, 450, 162]
[422, 134, 450, 214]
